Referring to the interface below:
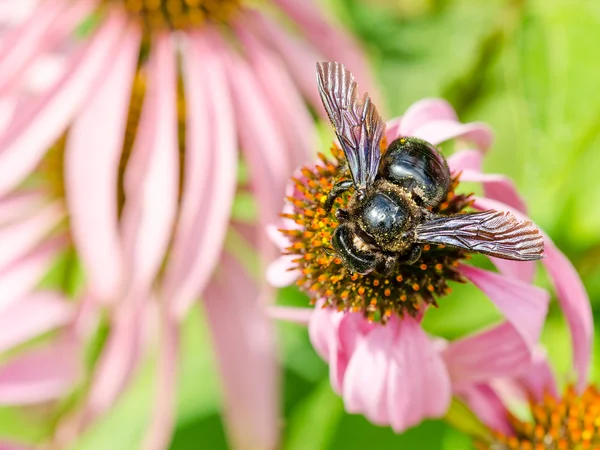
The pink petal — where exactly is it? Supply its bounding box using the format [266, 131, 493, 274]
[0, 0, 94, 96]
[411, 120, 494, 150]
[0, 190, 45, 225]
[459, 170, 528, 214]
[0, 200, 64, 273]
[163, 29, 237, 318]
[0, 13, 127, 198]
[267, 306, 313, 325]
[65, 25, 140, 302]
[203, 253, 279, 450]
[543, 240, 591, 391]
[385, 318, 452, 432]
[224, 46, 288, 224]
[473, 197, 593, 390]
[341, 322, 391, 426]
[518, 348, 558, 402]
[266, 224, 291, 250]
[399, 99, 458, 136]
[343, 317, 451, 431]
[272, 0, 379, 105]
[443, 322, 531, 387]
[0, 1, 65, 88]
[235, 21, 316, 169]
[0, 441, 32, 450]
[86, 302, 145, 418]
[459, 265, 549, 355]
[385, 117, 402, 143]
[0, 236, 66, 314]
[141, 310, 178, 450]
[266, 255, 300, 288]
[308, 304, 340, 362]
[454, 384, 512, 435]
[245, 11, 323, 109]
[0, 340, 79, 405]
[0, 291, 73, 354]
[447, 149, 483, 172]
[120, 32, 179, 296]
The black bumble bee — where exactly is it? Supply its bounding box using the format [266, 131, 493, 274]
[316, 62, 544, 276]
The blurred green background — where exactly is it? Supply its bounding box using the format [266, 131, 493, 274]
[4, 0, 600, 448]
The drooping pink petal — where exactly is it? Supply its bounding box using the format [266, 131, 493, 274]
[203, 253, 279, 450]
[224, 46, 288, 224]
[0, 236, 66, 314]
[459, 265, 549, 356]
[518, 348, 558, 402]
[385, 117, 402, 143]
[272, 0, 378, 104]
[266, 255, 300, 288]
[65, 24, 140, 302]
[0, 339, 79, 405]
[0, 0, 37, 30]
[543, 241, 591, 391]
[0, 13, 127, 198]
[343, 317, 451, 431]
[460, 170, 528, 214]
[0, 291, 73, 353]
[86, 301, 145, 418]
[0, 200, 64, 273]
[0, 0, 65, 86]
[0, 441, 32, 450]
[307, 304, 340, 363]
[447, 149, 483, 172]
[266, 224, 291, 250]
[399, 99, 458, 136]
[267, 306, 313, 325]
[245, 11, 323, 109]
[163, 29, 237, 319]
[141, 309, 178, 450]
[235, 21, 315, 169]
[0, 0, 95, 96]
[385, 318, 452, 432]
[454, 384, 512, 435]
[411, 120, 493, 150]
[120, 32, 179, 296]
[473, 197, 593, 390]
[443, 322, 531, 387]
[0, 190, 45, 225]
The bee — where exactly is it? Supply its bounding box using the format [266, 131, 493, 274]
[316, 61, 544, 276]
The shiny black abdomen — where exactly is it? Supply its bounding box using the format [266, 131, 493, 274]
[356, 190, 410, 245]
[378, 137, 450, 207]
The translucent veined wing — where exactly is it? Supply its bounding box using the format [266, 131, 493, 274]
[415, 210, 544, 261]
[316, 61, 385, 192]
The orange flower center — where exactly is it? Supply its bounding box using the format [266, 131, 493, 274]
[478, 385, 600, 450]
[102, 0, 241, 30]
[278, 145, 474, 322]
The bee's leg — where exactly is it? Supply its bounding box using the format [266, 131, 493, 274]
[335, 208, 350, 222]
[324, 179, 354, 212]
[375, 253, 398, 276]
[405, 245, 422, 265]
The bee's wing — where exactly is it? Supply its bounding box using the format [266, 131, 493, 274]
[316, 61, 385, 191]
[415, 210, 544, 261]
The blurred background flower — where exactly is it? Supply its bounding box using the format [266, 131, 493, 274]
[1, 0, 600, 449]
[0, 0, 374, 448]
